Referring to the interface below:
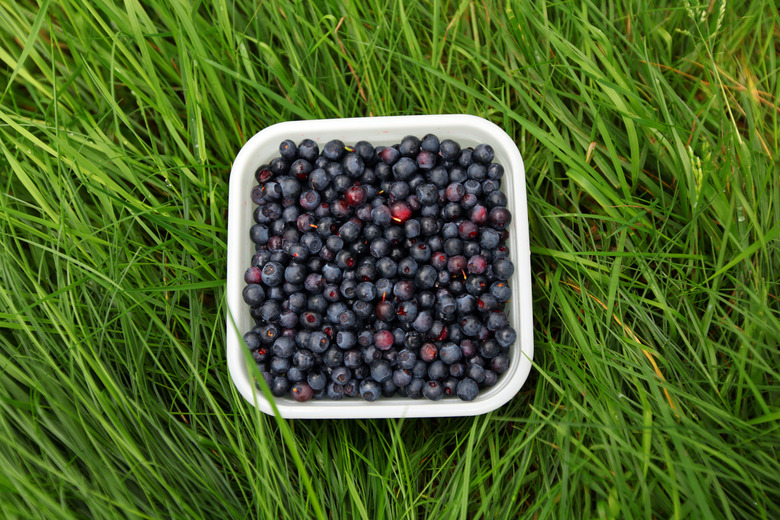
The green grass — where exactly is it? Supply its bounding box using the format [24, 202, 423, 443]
[1, 0, 778, 518]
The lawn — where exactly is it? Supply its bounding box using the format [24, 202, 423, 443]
[1, 0, 778, 518]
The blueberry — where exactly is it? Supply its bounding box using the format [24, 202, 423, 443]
[252, 348, 268, 363]
[269, 357, 291, 376]
[439, 139, 460, 161]
[299, 189, 321, 210]
[428, 360, 448, 380]
[308, 168, 330, 191]
[465, 275, 488, 295]
[288, 292, 306, 313]
[392, 157, 417, 180]
[380, 146, 401, 165]
[481, 179, 500, 195]
[284, 264, 306, 285]
[286, 366, 306, 383]
[479, 339, 501, 358]
[243, 331, 261, 351]
[326, 382, 345, 400]
[371, 205, 392, 226]
[388, 181, 410, 200]
[464, 179, 482, 196]
[267, 286, 285, 302]
[447, 255, 467, 274]
[243, 284, 266, 306]
[447, 323, 464, 343]
[343, 379, 360, 397]
[333, 329, 356, 350]
[290, 158, 313, 178]
[259, 301, 282, 322]
[443, 238, 463, 256]
[460, 340, 477, 358]
[461, 193, 478, 209]
[398, 258, 418, 278]
[412, 311, 433, 333]
[301, 232, 323, 254]
[398, 349, 417, 370]
[295, 139, 318, 162]
[421, 133, 440, 153]
[495, 327, 516, 348]
[323, 347, 344, 368]
[442, 377, 458, 396]
[486, 310, 509, 331]
[445, 182, 465, 202]
[492, 258, 514, 280]
[293, 349, 315, 371]
[473, 144, 494, 164]
[393, 280, 415, 301]
[483, 370, 498, 387]
[420, 217, 440, 236]
[467, 163, 487, 181]
[270, 376, 291, 397]
[279, 310, 298, 329]
[416, 183, 438, 205]
[458, 149, 473, 168]
[272, 337, 296, 358]
[490, 281, 512, 302]
[307, 371, 327, 391]
[405, 378, 425, 399]
[491, 354, 510, 374]
[374, 375, 393, 396]
[350, 282, 374, 302]
[487, 163, 504, 180]
[488, 207, 511, 229]
[250, 224, 269, 245]
[322, 139, 345, 161]
[397, 301, 418, 323]
[439, 342, 463, 364]
[370, 238, 391, 258]
[467, 363, 486, 384]
[456, 378, 479, 401]
[376, 257, 397, 278]
[422, 381, 444, 401]
[399, 135, 421, 157]
[308, 331, 330, 353]
[343, 349, 362, 368]
[304, 273, 325, 294]
[441, 202, 462, 221]
[370, 360, 392, 383]
[342, 153, 364, 177]
[449, 362, 466, 379]
[337, 309, 358, 329]
[404, 219, 421, 239]
[251, 250, 272, 268]
[322, 284, 340, 303]
[355, 253, 376, 282]
[359, 379, 382, 401]
[331, 366, 351, 385]
[393, 368, 413, 387]
[339, 221, 360, 243]
[479, 228, 500, 249]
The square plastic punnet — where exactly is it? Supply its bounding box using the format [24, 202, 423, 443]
[226, 115, 533, 418]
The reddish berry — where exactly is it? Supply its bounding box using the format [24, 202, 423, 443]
[345, 186, 367, 207]
[374, 330, 394, 350]
[391, 202, 412, 224]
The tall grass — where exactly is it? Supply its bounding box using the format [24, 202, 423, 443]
[1, 0, 777, 518]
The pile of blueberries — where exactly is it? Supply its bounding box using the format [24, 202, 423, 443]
[242, 134, 516, 402]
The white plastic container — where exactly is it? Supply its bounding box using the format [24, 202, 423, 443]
[226, 114, 533, 418]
